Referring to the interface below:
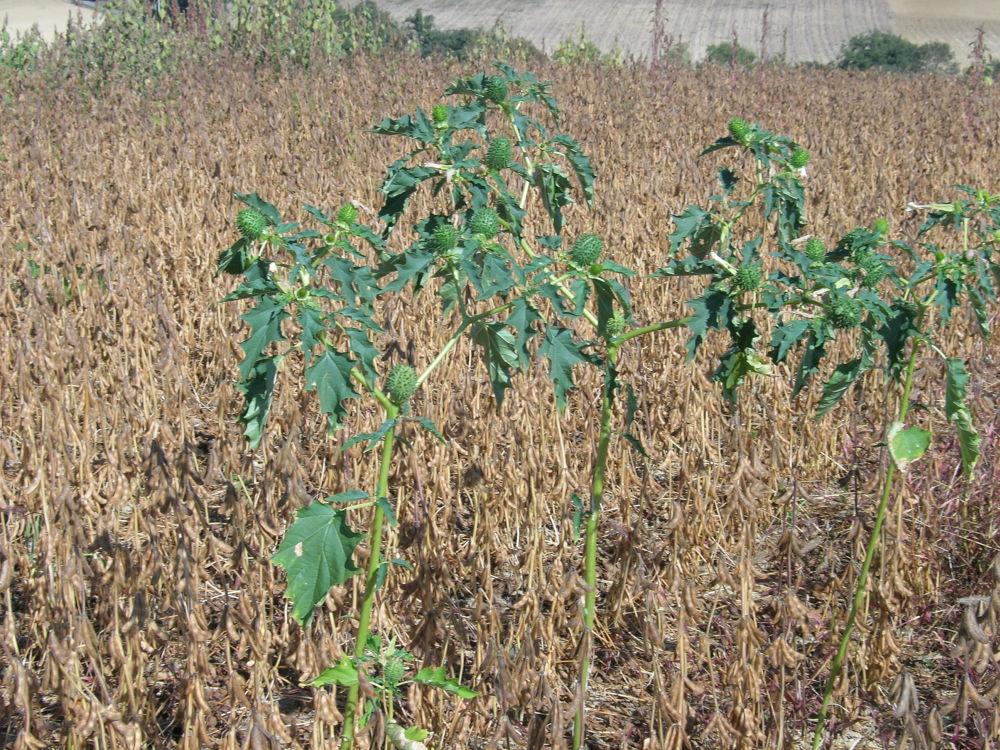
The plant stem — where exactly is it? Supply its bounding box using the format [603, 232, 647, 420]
[614, 316, 691, 346]
[573, 344, 618, 750]
[341, 414, 398, 750]
[810, 330, 922, 749]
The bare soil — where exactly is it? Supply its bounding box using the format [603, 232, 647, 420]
[0, 0, 96, 40]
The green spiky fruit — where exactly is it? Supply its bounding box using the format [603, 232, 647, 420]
[570, 234, 603, 267]
[789, 146, 810, 169]
[383, 657, 406, 689]
[606, 311, 626, 339]
[484, 137, 512, 171]
[734, 263, 763, 293]
[727, 117, 751, 143]
[337, 203, 358, 225]
[484, 75, 508, 103]
[236, 208, 268, 241]
[804, 237, 827, 262]
[386, 364, 418, 405]
[859, 256, 888, 287]
[873, 217, 889, 237]
[432, 104, 448, 126]
[469, 207, 500, 239]
[827, 296, 861, 330]
[431, 224, 459, 254]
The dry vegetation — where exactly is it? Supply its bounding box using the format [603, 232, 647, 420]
[1, 56, 1000, 749]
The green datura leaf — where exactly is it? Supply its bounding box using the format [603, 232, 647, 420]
[887, 422, 931, 473]
[272, 503, 364, 624]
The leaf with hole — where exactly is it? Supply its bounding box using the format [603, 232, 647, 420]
[272, 503, 364, 624]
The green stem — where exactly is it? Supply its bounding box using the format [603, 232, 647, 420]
[341, 413, 398, 750]
[810, 327, 922, 749]
[573, 344, 618, 750]
[613, 316, 691, 346]
[517, 238, 600, 327]
[415, 297, 515, 387]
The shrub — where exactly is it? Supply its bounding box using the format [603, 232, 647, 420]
[0, 26, 43, 72]
[704, 39, 756, 66]
[838, 31, 955, 74]
[552, 27, 625, 67]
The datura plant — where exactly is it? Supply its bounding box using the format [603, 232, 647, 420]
[658, 119, 998, 749]
[217, 66, 999, 749]
[217, 63, 601, 749]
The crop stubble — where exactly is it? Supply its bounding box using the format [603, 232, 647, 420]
[1, 57, 999, 748]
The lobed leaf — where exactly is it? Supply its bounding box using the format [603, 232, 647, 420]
[271, 503, 364, 624]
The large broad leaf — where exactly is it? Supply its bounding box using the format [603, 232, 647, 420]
[298, 306, 326, 364]
[539, 326, 590, 412]
[305, 348, 359, 433]
[471, 322, 519, 406]
[413, 666, 477, 699]
[768, 319, 811, 364]
[816, 357, 869, 417]
[945, 358, 981, 479]
[684, 287, 731, 359]
[668, 205, 721, 259]
[379, 160, 438, 234]
[370, 110, 435, 143]
[272, 502, 364, 624]
[878, 302, 920, 381]
[238, 356, 278, 449]
[234, 192, 281, 225]
[310, 656, 359, 688]
[551, 134, 595, 207]
[888, 423, 931, 474]
[791, 327, 828, 398]
[535, 163, 574, 232]
[238, 296, 288, 381]
[506, 298, 542, 369]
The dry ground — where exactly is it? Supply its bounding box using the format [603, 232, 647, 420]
[0, 0, 96, 40]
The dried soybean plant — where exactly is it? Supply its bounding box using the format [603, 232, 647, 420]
[216, 63, 600, 748]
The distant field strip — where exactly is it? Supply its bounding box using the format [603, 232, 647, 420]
[361, 0, 894, 62]
[889, 0, 1000, 63]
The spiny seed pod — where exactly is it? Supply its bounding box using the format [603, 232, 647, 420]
[789, 146, 810, 169]
[828, 296, 861, 330]
[432, 104, 448, 126]
[606, 311, 626, 339]
[337, 203, 358, 225]
[484, 137, 512, 171]
[236, 208, 268, 241]
[874, 217, 889, 236]
[431, 224, 459, 254]
[860, 257, 888, 287]
[386, 364, 418, 405]
[727, 117, 751, 143]
[484, 75, 508, 103]
[469, 207, 500, 239]
[734, 263, 763, 293]
[804, 237, 827, 262]
[383, 658, 406, 689]
[570, 234, 603, 267]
